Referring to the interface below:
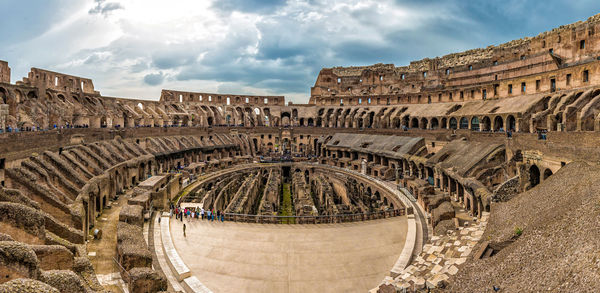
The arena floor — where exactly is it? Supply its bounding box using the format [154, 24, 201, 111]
[169, 216, 408, 293]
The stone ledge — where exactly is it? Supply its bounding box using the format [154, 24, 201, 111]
[182, 276, 213, 293]
[160, 215, 191, 281]
[391, 214, 416, 277]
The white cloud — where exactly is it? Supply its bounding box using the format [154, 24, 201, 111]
[1, 0, 597, 103]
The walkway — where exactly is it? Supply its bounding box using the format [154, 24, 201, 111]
[170, 216, 408, 293]
[87, 192, 131, 293]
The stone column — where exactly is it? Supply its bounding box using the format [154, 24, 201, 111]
[361, 159, 367, 175]
[0, 104, 7, 131]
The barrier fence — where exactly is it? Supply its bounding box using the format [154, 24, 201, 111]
[222, 208, 406, 224]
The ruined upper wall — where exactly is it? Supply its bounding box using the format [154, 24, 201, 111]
[0, 61, 10, 84]
[19, 68, 98, 95]
[310, 13, 600, 105]
[160, 89, 285, 106]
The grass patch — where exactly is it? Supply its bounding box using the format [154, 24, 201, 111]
[278, 183, 295, 224]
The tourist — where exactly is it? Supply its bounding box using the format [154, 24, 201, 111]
[183, 223, 186, 237]
[201, 208, 205, 220]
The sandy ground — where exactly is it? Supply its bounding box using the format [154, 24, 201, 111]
[170, 216, 408, 293]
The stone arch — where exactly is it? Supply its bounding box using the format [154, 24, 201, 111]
[481, 116, 491, 131]
[470, 117, 480, 131]
[392, 117, 401, 128]
[543, 168, 553, 180]
[27, 91, 38, 101]
[410, 117, 419, 128]
[430, 117, 439, 129]
[281, 112, 291, 126]
[507, 115, 516, 131]
[493, 116, 504, 131]
[402, 116, 409, 128]
[440, 117, 447, 129]
[0, 87, 7, 104]
[449, 117, 457, 129]
[459, 117, 469, 129]
[529, 164, 540, 188]
[420, 117, 428, 129]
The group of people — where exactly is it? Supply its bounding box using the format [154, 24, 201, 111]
[171, 205, 225, 237]
[171, 206, 225, 222]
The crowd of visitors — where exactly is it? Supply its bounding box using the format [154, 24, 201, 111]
[171, 205, 225, 223]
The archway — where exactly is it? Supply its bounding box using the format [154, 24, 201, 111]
[480, 116, 491, 131]
[430, 118, 439, 129]
[459, 117, 469, 129]
[470, 117, 480, 131]
[0, 87, 7, 104]
[420, 118, 428, 129]
[449, 117, 457, 129]
[410, 117, 419, 128]
[507, 115, 516, 131]
[493, 116, 504, 131]
[529, 165, 540, 188]
[543, 168, 553, 180]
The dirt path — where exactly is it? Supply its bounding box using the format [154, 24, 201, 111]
[87, 193, 131, 293]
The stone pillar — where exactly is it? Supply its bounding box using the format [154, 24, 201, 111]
[0, 104, 7, 131]
[361, 159, 367, 175]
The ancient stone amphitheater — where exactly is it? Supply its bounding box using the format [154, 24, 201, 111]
[1, 13, 600, 293]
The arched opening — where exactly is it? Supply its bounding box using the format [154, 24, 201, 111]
[420, 117, 428, 129]
[207, 117, 214, 126]
[493, 116, 504, 131]
[449, 117, 457, 129]
[281, 112, 291, 126]
[430, 118, 439, 129]
[402, 116, 410, 128]
[410, 117, 419, 128]
[543, 168, 553, 180]
[392, 117, 401, 128]
[507, 115, 516, 131]
[470, 117, 480, 131]
[459, 117, 469, 129]
[480, 116, 491, 131]
[0, 87, 7, 104]
[529, 165, 540, 188]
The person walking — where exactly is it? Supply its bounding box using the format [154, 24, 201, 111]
[201, 208, 205, 220]
[183, 223, 186, 237]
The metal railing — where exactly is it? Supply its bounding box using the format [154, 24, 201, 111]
[112, 257, 132, 289]
[222, 208, 406, 224]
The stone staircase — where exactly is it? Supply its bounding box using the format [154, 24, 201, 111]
[376, 212, 489, 291]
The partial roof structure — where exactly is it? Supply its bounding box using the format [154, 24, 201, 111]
[427, 139, 505, 178]
[325, 133, 425, 158]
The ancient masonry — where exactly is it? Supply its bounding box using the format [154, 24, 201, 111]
[1, 13, 600, 293]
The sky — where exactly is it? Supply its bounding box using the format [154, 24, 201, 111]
[0, 0, 599, 104]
